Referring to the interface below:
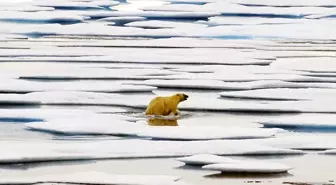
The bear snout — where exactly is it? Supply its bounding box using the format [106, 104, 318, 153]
[183, 94, 189, 100]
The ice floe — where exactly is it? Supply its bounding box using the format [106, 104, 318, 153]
[0, 79, 157, 93]
[81, 10, 220, 20]
[7, 37, 264, 49]
[0, 11, 85, 24]
[0, 5, 55, 12]
[32, 0, 119, 10]
[143, 2, 332, 17]
[271, 57, 336, 73]
[15, 91, 336, 113]
[202, 162, 292, 173]
[4, 66, 179, 80]
[0, 172, 182, 185]
[25, 116, 282, 140]
[166, 72, 311, 82]
[258, 113, 336, 130]
[126, 20, 207, 29]
[131, 79, 336, 90]
[97, 16, 146, 25]
[219, 88, 336, 101]
[321, 149, 336, 155]
[176, 154, 241, 165]
[252, 134, 336, 150]
[177, 154, 293, 173]
[0, 107, 129, 123]
[232, 0, 336, 7]
[0, 47, 272, 65]
[0, 94, 40, 106]
[0, 139, 304, 164]
[111, 0, 168, 11]
[204, 16, 304, 26]
[166, 0, 216, 5]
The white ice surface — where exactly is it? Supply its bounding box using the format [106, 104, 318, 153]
[97, 16, 146, 22]
[166, 0, 215, 4]
[143, 2, 332, 16]
[1, 56, 272, 66]
[0, 108, 128, 122]
[220, 88, 336, 101]
[202, 162, 292, 173]
[81, 10, 220, 19]
[321, 149, 336, 155]
[0, 139, 304, 164]
[232, 0, 336, 7]
[126, 20, 207, 29]
[16, 91, 336, 113]
[166, 72, 313, 82]
[0, 11, 84, 22]
[32, 0, 119, 9]
[205, 16, 304, 26]
[0, 11, 334, 40]
[0, 94, 40, 105]
[25, 116, 282, 140]
[131, 79, 336, 90]
[177, 154, 292, 173]
[0, 79, 157, 93]
[3, 37, 265, 49]
[2, 67, 180, 80]
[176, 154, 241, 165]
[252, 135, 336, 150]
[258, 113, 336, 129]
[271, 57, 336, 73]
[0, 172, 181, 185]
[0, 5, 54, 12]
[0, 47, 272, 65]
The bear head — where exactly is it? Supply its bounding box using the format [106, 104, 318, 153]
[176, 93, 189, 102]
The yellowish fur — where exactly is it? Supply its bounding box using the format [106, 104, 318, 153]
[145, 93, 188, 116]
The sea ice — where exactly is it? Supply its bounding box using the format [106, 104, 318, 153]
[0, 11, 84, 24]
[0, 139, 304, 164]
[32, 0, 119, 10]
[97, 16, 146, 25]
[251, 134, 336, 150]
[176, 154, 241, 165]
[126, 20, 207, 29]
[0, 108, 101, 123]
[131, 79, 334, 90]
[232, 0, 336, 7]
[0, 94, 40, 105]
[258, 113, 336, 130]
[18, 91, 336, 113]
[81, 10, 220, 19]
[26, 116, 281, 140]
[220, 88, 336, 101]
[0, 79, 157, 93]
[202, 162, 292, 173]
[0, 172, 181, 185]
[271, 57, 336, 73]
[177, 154, 293, 173]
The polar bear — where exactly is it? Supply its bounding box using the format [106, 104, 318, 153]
[145, 93, 189, 116]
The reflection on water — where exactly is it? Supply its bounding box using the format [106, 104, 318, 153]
[147, 118, 178, 126]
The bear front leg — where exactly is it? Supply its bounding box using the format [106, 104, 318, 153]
[170, 109, 180, 116]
